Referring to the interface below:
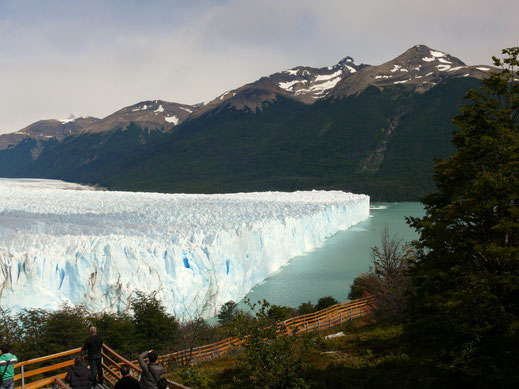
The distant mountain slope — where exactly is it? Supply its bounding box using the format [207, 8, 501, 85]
[331, 45, 493, 97]
[80, 100, 197, 133]
[195, 57, 365, 116]
[0, 101, 198, 179]
[0, 116, 99, 151]
[103, 77, 482, 200]
[26, 122, 166, 183]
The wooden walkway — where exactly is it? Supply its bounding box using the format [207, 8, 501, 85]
[11, 297, 372, 389]
[156, 297, 372, 367]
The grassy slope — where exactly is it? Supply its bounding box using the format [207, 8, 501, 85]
[166, 319, 429, 388]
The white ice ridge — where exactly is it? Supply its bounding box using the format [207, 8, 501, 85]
[0, 179, 370, 318]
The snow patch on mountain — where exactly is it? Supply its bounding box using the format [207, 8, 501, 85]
[314, 70, 343, 82]
[132, 105, 149, 112]
[165, 115, 179, 125]
[278, 80, 302, 91]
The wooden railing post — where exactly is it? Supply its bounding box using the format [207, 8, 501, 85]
[21, 365, 25, 389]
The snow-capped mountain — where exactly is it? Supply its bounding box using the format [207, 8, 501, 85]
[0, 116, 99, 151]
[331, 45, 495, 97]
[197, 57, 365, 114]
[79, 100, 198, 134]
[0, 44, 499, 201]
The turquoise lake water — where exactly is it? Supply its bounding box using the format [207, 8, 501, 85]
[241, 202, 425, 309]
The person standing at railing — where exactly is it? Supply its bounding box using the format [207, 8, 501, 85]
[114, 365, 140, 389]
[65, 357, 95, 389]
[137, 350, 164, 389]
[0, 344, 18, 389]
[82, 326, 104, 388]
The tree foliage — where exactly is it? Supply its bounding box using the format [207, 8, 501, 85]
[230, 299, 309, 388]
[315, 296, 339, 311]
[130, 291, 180, 354]
[217, 301, 238, 325]
[297, 301, 316, 315]
[348, 227, 414, 322]
[405, 47, 519, 386]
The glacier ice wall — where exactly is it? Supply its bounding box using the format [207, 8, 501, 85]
[0, 178, 369, 317]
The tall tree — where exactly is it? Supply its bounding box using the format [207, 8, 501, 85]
[130, 291, 180, 353]
[405, 47, 519, 386]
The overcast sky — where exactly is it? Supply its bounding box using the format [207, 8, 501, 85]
[0, 0, 517, 134]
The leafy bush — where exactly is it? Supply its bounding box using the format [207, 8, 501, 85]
[315, 296, 339, 311]
[297, 301, 316, 315]
[230, 299, 310, 388]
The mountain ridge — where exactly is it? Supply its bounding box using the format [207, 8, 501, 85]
[0, 44, 497, 200]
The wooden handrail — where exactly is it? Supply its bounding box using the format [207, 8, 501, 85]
[14, 348, 81, 368]
[155, 297, 373, 367]
[15, 373, 67, 389]
[16, 360, 74, 380]
[10, 297, 371, 389]
[54, 377, 71, 389]
[102, 345, 189, 389]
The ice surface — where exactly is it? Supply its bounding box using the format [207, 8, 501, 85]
[0, 179, 369, 318]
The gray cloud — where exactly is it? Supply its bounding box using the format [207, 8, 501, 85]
[0, 0, 517, 134]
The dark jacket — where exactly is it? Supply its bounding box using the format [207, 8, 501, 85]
[82, 334, 103, 357]
[114, 375, 140, 389]
[137, 351, 164, 389]
[65, 365, 95, 389]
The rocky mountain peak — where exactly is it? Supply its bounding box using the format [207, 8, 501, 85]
[80, 100, 198, 134]
[331, 44, 495, 97]
[197, 56, 363, 115]
[338, 56, 356, 66]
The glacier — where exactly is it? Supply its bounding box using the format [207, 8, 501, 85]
[0, 178, 370, 318]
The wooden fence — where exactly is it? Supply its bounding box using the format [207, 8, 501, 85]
[13, 348, 80, 389]
[154, 297, 373, 367]
[9, 297, 371, 389]
[11, 345, 188, 389]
